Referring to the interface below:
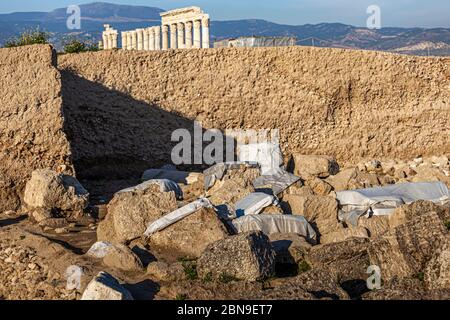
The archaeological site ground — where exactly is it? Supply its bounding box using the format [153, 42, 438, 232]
[0, 33, 449, 301]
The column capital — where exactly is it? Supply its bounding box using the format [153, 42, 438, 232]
[194, 20, 201, 29]
[186, 21, 193, 28]
[162, 25, 169, 32]
[202, 17, 210, 28]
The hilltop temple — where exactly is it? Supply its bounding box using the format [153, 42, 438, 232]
[101, 6, 210, 50]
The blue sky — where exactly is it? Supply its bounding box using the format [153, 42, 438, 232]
[0, 0, 449, 28]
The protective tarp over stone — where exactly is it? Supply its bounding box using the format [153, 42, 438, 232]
[235, 192, 279, 217]
[337, 182, 450, 225]
[144, 198, 213, 236]
[204, 162, 259, 191]
[253, 171, 301, 195]
[238, 142, 284, 175]
[117, 179, 182, 199]
[231, 214, 317, 241]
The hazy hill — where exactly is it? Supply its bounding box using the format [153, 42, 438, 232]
[0, 2, 448, 56]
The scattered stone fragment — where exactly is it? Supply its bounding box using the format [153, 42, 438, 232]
[320, 225, 369, 244]
[305, 178, 333, 196]
[368, 211, 447, 282]
[281, 194, 339, 236]
[424, 235, 450, 290]
[290, 154, 339, 179]
[148, 207, 228, 259]
[81, 271, 133, 300]
[269, 233, 311, 265]
[23, 169, 89, 214]
[103, 244, 144, 272]
[97, 183, 178, 243]
[197, 231, 276, 282]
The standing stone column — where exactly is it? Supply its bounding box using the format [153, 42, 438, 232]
[149, 28, 156, 50]
[177, 23, 185, 49]
[121, 32, 128, 50]
[112, 33, 118, 49]
[162, 25, 169, 50]
[108, 34, 114, 50]
[170, 23, 177, 49]
[102, 33, 108, 49]
[131, 31, 137, 50]
[137, 29, 144, 50]
[193, 20, 201, 48]
[154, 26, 161, 50]
[202, 18, 210, 48]
[143, 29, 149, 51]
[185, 21, 193, 49]
[127, 32, 133, 50]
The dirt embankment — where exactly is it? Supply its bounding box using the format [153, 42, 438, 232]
[0, 45, 73, 212]
[0, 45, 449, 210]
[59, 47, 449, 173]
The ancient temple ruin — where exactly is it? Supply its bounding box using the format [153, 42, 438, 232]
[102, 6, 210, 51]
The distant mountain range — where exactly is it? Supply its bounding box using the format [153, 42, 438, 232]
[1, 2, 449, 56]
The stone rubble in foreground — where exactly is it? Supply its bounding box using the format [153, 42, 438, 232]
[0, 154, 449, 300]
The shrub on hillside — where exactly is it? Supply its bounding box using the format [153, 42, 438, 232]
[4, 28, 49, 48]
[63, 39, 99, 54]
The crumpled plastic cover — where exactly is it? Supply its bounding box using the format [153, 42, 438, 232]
[235, 192, 279, 217]
[231, 214, 317, 241]
[336, 181, 450, 226]
[116, 179, 183, 199]
[144, 198, 213, 237]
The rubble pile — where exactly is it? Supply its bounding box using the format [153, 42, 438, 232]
[0, 151, 449, 300]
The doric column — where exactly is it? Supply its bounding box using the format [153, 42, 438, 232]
[202, 18, 210, 48]
[127, 32, 133, 50]
[137, 29, 144, 50]
[121, 32, 127, 49]
[177, 23, 185, 49]
[170, 23, 177, 49]
[185, 21, 193, 49]
[154, 26, 161, 50]
[162, 25, 169, 50]
[149, 28, 155, 50]
[106, 33, 112, 49]
[102, 32, 108, 49]
[143, 29, 149, 50]
[193, 20, 201, 48]
[112, 33, 118, 49]
[131, 31, 137, 50]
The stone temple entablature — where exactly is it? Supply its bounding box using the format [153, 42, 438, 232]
[101, 6, 210, 51]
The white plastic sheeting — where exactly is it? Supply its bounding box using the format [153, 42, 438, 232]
[235, 192, 280, 217]
[116, 179, 183, 199]
[238, 142, 284, 175]
[337, 181, 450, 225]
[144, 198, 213, 237]
[231, 214, 317, 241]
[253, 171, 301, 195]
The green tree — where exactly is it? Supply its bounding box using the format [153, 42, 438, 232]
[63, 38, 99, 54]
[4, 27, 49, 48]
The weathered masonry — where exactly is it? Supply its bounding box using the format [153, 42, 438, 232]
[102, 25, 119, 50]
[102, 7, 210, 51]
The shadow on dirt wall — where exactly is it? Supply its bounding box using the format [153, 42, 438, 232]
[60, 70, 231, 198]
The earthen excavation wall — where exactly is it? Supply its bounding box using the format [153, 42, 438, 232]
[0, 45, 74, 211]
[59, 47, 450, 174]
